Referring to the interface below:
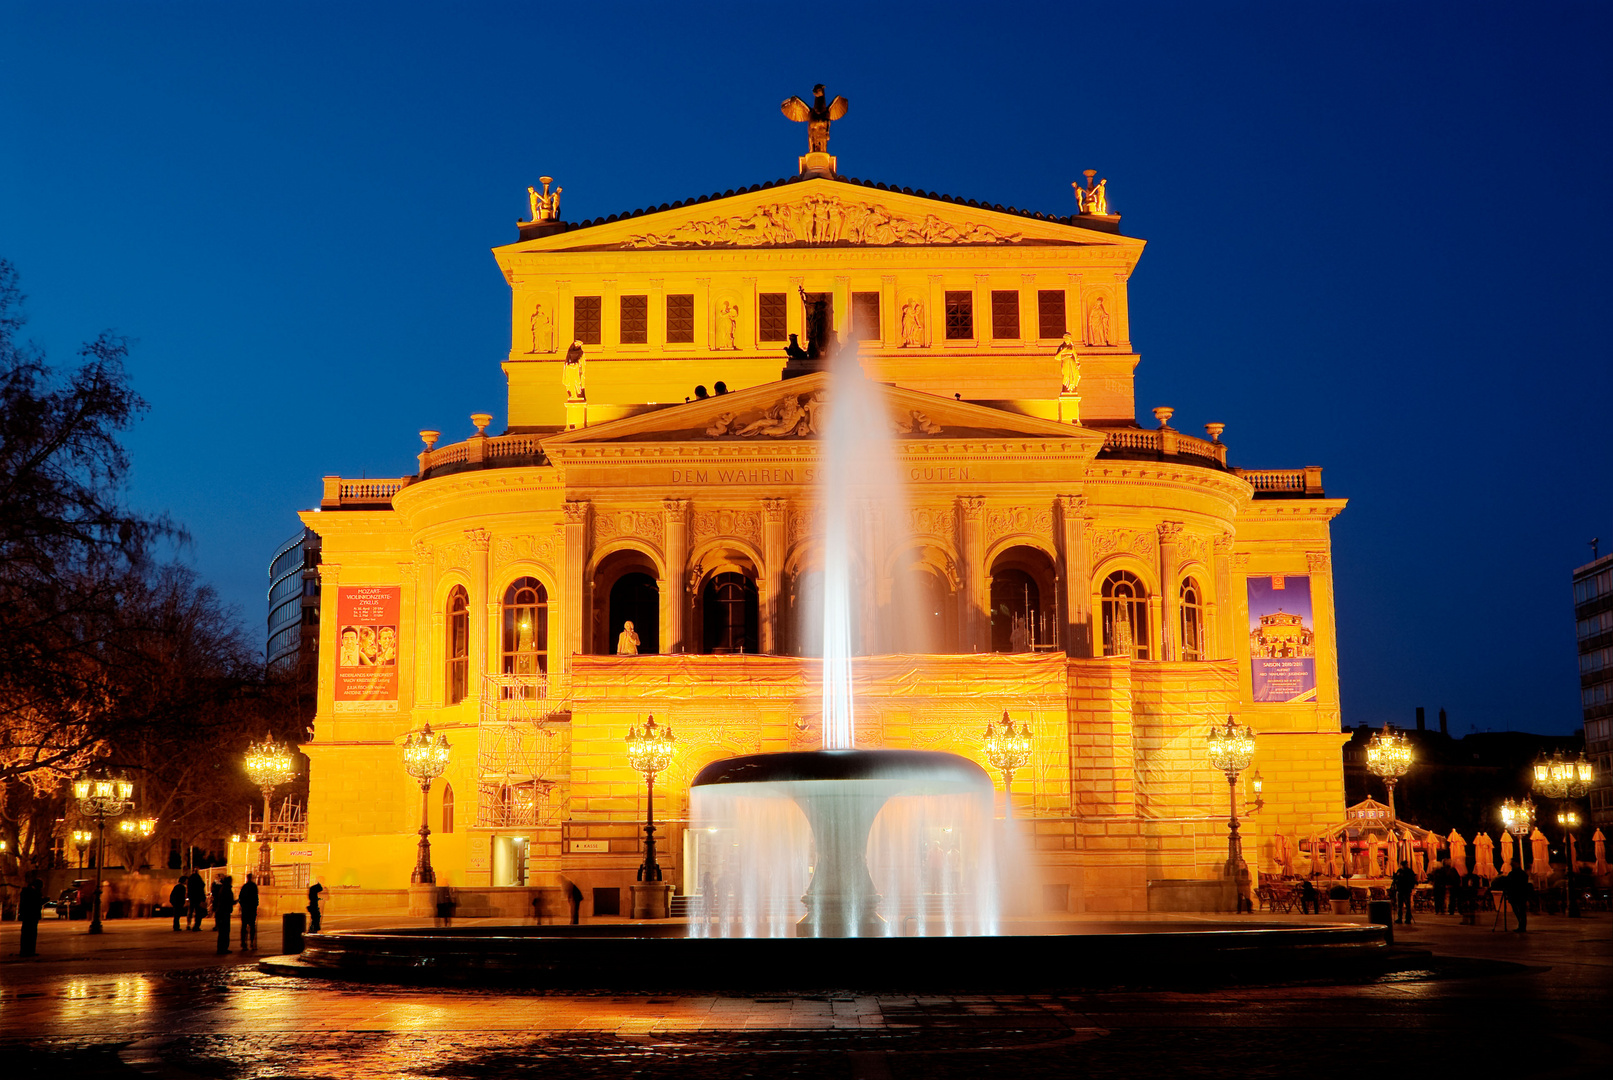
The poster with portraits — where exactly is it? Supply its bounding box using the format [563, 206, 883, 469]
[335, 586, 400, 705]
[1246, 575, 1317, 703]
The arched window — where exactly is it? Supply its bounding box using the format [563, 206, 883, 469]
[442, 782, 455, 834]
[702, 572, 759, 653]
[1180, 577, 1205, 661]
[502, 577, 548, 679]
[1101, 570, 1150, 659]
[446, 586, 469, 704]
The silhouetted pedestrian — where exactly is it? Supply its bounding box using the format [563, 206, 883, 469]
[211, 875, 235, 954]
[1431, 860, 1451, 915]
[1391, 865, 1417, 924]
[1458, 869, 1479, 925]
[307, 881, 324, 933]
[1298, 879, 1319, 915]
[19, 877, 44, 956]
[185, 871, 206, 931]
[1502, 866, 1530, 932]
[238, 873, 259, 951]
[169, 880, 186, 931]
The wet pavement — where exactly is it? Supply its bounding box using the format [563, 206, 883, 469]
[2, 912, 1609, 1078]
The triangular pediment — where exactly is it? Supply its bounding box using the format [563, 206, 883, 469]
[540, 373, 1107, 450]
[497, 177, 1141, 257]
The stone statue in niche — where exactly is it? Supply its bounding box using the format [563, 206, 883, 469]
[900, 299, 925, 347]
[780, 84, 848, 155]
[1053, 332, 1081, 393]
[529, 302, 554, 353]
[716, 300, 739, 349]
[616, 620, 640, 655]
[561, 340, 586, 401]
[1086, 297, 1111, 347]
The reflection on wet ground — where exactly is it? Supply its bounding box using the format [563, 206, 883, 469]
[2, 916, 1610, 1078]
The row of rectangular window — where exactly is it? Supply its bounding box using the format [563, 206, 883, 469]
[1584, 681, 1613, 709]
[1578, 610, 1613, 641]
[1574, 567, 1613, 605]
[1586, 717, 1611, 744]
[1582, 645, 1613, 674]
[571, 289, 1071, 346]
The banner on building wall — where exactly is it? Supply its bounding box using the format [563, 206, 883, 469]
[334, 586, 400, 705]
[1246, 575, 1317, 703]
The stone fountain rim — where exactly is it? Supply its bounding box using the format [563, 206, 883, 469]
[690, 748, 991, 789]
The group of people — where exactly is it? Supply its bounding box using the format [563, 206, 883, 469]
[12, 874, 327, 958]
[1281, 859, 1538, 931]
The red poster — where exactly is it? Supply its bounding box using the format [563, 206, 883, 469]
[334, 586, 400, 702]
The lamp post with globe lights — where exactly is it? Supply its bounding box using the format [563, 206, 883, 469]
[1205, 716, 1257, 882]
[72, 829, 93, 869]
[625, 715, 675, 893]
[1531, 749, 1593, 918]
[983, 711, 1033, 820]
[243, 736, 298, 887]
[73, 772, 134, 934]
[118, 817, 157, 870]
[400, 724, 452, 884]
[1500, 796, 1535, 872]
[1365, 725, 1414, 821]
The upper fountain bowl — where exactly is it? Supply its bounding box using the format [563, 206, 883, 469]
[691, 749, 991, 792]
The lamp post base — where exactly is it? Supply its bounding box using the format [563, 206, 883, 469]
[631, 882, 673, 919]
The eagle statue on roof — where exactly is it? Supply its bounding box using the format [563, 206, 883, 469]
[781, 84, 848, 155]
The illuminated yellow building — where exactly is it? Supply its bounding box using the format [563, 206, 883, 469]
[291, 136, 1349, 916]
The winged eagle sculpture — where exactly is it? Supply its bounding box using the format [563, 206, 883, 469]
[781, 84, 848, 155]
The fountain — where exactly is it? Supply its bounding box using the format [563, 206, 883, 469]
[689, 350, 1003, 939]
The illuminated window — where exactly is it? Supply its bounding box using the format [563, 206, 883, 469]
[502, 577, 548, 683]
[1180, 577, 1205, 661]
[990, 290, 1019, 339]
[573, 296, 601, 344]
[620, 294, 648, 344]
[758, 293, 788, 341]
[944, 291, 974, 340]
[1037, 290, 1066, 339]
[1101, 570, 1150, 659]
[442, 783, 455, 834]
[666, 294, 695, 343]
[446, 585, 469, 704]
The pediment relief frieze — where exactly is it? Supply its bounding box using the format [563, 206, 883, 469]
[620, 193, 1025, 250]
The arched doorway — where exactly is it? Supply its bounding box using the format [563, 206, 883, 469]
[786, 564, 864, 657]
[593, 549, 661, 655]
[888, 546, 957, 654]
[989, 545, 1058, 652]
[701, 572, 760, 653]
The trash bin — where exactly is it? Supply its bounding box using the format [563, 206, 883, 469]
[1368, 899, 1393, 945]
[282, 911, 307, 954]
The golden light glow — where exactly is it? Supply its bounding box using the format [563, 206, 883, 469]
[1365, 725, 1413, 780]
[401, 723, 452, 784]
[1500, 797, 1535, 835]
[983, 711, 1033, 775]
[1557, 808, 1581, 829]
[244, 735, 298, 791]
[1205, 715, 1256, 779]
[1532, 749, 1594, 799]
[74, 771, 134, 819]
[625, 714, 675, 779]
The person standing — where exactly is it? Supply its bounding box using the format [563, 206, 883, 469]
[237, 873, 259, 951]
[1298, 878, 1319, 915]
[1431, 860, 1451, 915]
[307, 881, 324, 933]
[1502, 865, 1530, 932]
[19, 878, 44, 957]
[1391, 863, 1417, 924]
[211, 875, 235, 955]
[1458, 868, 1480, 925]
[185, 870, 206, 931]
[169, 879, 187, 932]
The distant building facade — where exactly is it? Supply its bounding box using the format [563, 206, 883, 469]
[268, 527, 322, 723]
[1573, 551, 1613, 826]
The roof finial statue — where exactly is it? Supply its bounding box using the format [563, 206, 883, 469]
[1074, 170, 1112, 217]
[782, 84, 848, 177]
[526, 177, 562, 224]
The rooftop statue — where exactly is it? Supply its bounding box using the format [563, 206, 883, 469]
[527, 177, 562, 223]
[781, 84, 848, 155]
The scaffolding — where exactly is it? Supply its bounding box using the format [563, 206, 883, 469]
[476, 673, 567, 829]
[247, 795, 308, 842]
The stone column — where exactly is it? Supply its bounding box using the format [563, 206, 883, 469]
[316, 561, 340, 713]
[396, 558, 417, 715]
[465, 528, 492, 709]
[880, 275, 897, 347]
[1157, 522, 1183, 661]
[958, 496, 986, 652]
[412, 541, 437, 706]
[664, 498, 689, 654]
[833, 275, 850, 352]
[1056, 495, 1091, 657]
[1308, 551, 1340, 704]
[1212, 534, 1235, 661]
[761, 497, 786, 654]
[562, 501, 589, 661]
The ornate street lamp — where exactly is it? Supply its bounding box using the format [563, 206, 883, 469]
[625, 715, 675, 886]
[72, 829, 93, 869]
[1365, 724, 1414, 821]
[72, 771, 134, 934]
[400, 723, 452, 885]
[1532, 749, 1593, 918]
[118, 817, 157, 865]
[1500, 796, 1535, 874]
[243, 735, 298, 887]
[983, 711, 1033, 820]
[1205, 715, 1256, 881]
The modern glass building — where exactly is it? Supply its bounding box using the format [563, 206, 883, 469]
[268, 526, 322, 676]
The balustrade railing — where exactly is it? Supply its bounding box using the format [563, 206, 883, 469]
[1233, 466, 1325, 495]
[320, 476, 411, 507]
[1099, 428, 1227, 465]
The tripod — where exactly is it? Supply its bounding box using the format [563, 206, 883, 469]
[1491, 890, 1511, 931]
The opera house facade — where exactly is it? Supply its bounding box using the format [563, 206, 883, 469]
[296, 148, 1347, 916]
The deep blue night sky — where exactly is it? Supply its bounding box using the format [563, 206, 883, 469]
[2, 3, 1609, 735]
